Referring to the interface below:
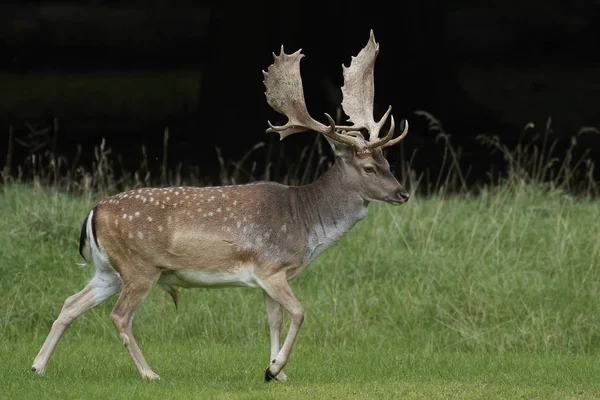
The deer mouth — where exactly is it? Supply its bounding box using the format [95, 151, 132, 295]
[385, 191, 409, 205]
[385, 198, 406, 206]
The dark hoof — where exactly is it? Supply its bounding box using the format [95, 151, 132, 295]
[31, 367, 37, 372]
[265, 367, 276, 382]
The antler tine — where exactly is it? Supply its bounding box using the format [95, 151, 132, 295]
[264, 45, 368, 151]
[368, 118, 409, 150]
[381, 119, 409, 148]
[321, 113, 368, 149]
[370, 105, 392, 141]
[367, 115, 395, 149]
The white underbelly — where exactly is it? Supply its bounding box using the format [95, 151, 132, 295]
[158, 265, 260, 288]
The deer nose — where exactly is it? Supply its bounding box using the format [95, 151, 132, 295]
[398, 189, 410, 202]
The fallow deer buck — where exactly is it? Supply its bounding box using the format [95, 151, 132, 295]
[31, 29, 409, 382]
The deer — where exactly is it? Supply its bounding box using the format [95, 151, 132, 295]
[31, 29, 409, 382]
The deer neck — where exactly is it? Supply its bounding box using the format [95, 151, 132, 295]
[295, 161, 368, 262]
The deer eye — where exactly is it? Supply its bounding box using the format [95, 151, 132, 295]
[363, 165, 376, 174]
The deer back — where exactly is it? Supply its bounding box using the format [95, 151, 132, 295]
[93, 184, 309, 274]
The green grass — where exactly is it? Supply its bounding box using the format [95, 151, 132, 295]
[4, 339, 600, 399]
[2, 182, 600, 398]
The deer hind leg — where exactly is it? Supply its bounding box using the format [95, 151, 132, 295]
[260, 271, 304, 382]
[263, 291, 288, 382]
[31, 269, 121, 375]
[110, 270, 160, 379]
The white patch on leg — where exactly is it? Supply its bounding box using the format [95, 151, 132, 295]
[87, 214, 121, 279]
[85, 209, 122, 302]
[120, 332, 130, 346]
[274, 370, 288, 382]
[88, 270, 121, 303]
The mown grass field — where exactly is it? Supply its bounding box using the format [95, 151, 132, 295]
[2, 182, 600, 399]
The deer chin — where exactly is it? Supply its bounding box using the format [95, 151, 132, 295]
[361, 196, 403, 205]
[383, 197, 407, 206]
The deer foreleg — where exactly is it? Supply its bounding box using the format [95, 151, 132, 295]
[263, 291, 288, 382]
[260, 272, 304, 382]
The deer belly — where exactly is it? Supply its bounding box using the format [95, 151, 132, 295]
[159, 265, 260, 288]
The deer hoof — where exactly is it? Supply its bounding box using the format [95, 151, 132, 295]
[265, 367, 276, 382]
[265, 367, 288, 382]
[31, 366, 44, 375]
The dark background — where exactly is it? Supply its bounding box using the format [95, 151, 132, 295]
[1, 0, 600, 188]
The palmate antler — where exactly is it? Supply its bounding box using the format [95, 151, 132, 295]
[341, 30, 408, 150]
[263, 48, 369, 151]
[263, 30, 408, 154]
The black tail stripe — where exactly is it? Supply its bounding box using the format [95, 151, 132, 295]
[91, 206, 99, 248]
[78, 213, 90, 260]
[78, 206, 100, 261]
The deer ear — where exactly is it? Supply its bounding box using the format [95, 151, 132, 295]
[325, 136, 354, 161]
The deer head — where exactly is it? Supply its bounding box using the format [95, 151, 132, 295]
[263, 30, 409, 204]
